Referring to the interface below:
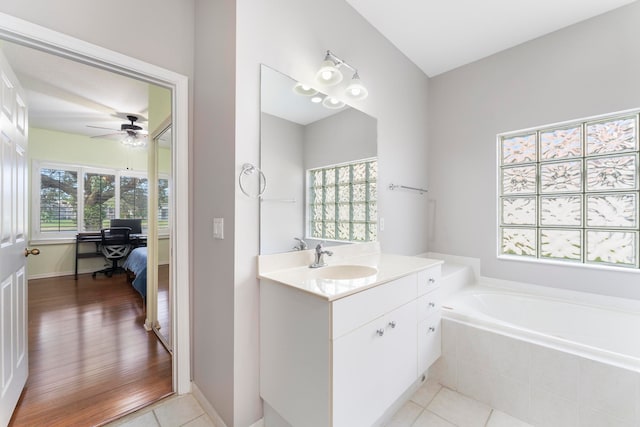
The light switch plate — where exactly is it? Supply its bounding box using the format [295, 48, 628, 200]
[213, 217, 224, 239]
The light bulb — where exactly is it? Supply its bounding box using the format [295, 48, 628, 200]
[322, 96, 345, 109]
[345, 72, 368, 100]
[311, 96, 322, 103]
[315, 58, 343, 86]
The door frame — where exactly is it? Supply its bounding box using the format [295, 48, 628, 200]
[0, 12, 191, 394]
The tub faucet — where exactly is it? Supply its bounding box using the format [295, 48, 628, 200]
[310, 242, 333, 268]
[293, 237, 308, 251]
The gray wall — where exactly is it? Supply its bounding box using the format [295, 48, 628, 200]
[2, 1, 430, 425]
[0, 0, 194, 77]
[260, 113, 305, 254]
[192, 1, 237, 426]
[236, 0, 429, 424]
[304, 107, 377, 169]
[428, 2, 640, 300]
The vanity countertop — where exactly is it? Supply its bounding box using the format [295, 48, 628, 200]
[258, 252, 443, 301]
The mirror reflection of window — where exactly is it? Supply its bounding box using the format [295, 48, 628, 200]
[308, 158, 377, 242]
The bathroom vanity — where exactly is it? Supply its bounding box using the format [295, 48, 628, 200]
[258, 244, 442, 427]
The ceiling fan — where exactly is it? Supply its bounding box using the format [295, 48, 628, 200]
[88, 114, 149, 147]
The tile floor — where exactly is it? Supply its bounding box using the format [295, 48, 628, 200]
[386, 380, 532, 427]
[106, 380, 531, 427]
[105, 394, 215, 427]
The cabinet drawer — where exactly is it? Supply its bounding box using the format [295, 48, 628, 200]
[417, 266, 441, 296]
[417, 289, 440, 321]
[332, 273, 417, 339]
[418, 316, 441, 374]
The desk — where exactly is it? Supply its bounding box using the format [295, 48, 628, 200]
[75, 232, 147, 279]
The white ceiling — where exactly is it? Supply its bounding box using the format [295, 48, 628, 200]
[345, 0, 637, 77]
[0, 40, 150, 139]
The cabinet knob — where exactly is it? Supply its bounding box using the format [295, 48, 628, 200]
[388, 321, 396, 329]
[428, 326, 436, 333]
[376, 329, 385, 337]
[428, 278, 435, 284]
[428, 302, 436, 308]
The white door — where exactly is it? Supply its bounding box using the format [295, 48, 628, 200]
[0, 49, 29, 427]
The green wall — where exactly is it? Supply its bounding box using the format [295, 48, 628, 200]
[28, 127, 170, 278]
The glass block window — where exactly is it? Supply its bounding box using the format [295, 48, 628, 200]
[308, 159, 377, 242]
[499, 112, 640, 268]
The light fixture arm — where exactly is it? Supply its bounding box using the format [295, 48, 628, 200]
[325, 50, 358, 75]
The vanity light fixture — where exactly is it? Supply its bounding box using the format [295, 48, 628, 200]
[293, 82, 318, 96]
[315, 51, 344, 86]
[310, 95, 323, 104]
[345, 72, 368, 100]
[322, 96, 345, 110]
[315, 50, 368, 100]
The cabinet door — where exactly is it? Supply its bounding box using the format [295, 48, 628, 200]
[333, 300, 417, 427]
[418, 316, 441, 374]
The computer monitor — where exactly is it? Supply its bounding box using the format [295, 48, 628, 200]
[110, 218, 142, 234]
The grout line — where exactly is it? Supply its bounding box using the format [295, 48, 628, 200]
[152, 409, 161, 426]
[484, 409, 494, 427]
[427, 409, 455, 426]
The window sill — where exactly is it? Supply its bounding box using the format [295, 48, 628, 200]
[498, 254, 640, 273]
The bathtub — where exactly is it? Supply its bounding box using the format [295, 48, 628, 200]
[442, 284, 640, 372]
[429, 276, 640, 426]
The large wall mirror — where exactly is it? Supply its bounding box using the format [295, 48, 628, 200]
[260, 65, 378, 255]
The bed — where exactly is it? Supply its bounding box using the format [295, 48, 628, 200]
[123, 247, 147, 300]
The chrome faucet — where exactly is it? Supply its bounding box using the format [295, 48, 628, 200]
[293, 237, 308, 251]
[310, 242, 333, 268]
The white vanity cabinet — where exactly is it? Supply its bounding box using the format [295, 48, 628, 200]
[260, 264, 442, 427]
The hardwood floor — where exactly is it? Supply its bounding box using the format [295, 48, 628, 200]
[9, 273, 172, 427]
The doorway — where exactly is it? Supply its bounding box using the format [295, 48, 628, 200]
[0, 11, 190, 425]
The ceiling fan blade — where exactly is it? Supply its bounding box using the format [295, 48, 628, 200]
[87, 125, 121, 131]
[91, 132, 124, 139]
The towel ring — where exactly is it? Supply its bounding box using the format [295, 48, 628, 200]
[239, 163, 267, 197]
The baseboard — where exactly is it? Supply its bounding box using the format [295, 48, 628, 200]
[28, 261, 170, 281]
[28, 270, 80, 280]
[191, 382, 228, 427]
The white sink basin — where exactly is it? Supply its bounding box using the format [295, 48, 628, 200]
[313, 265, 378, 280]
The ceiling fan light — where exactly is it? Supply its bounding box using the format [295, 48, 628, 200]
[121, 132, 147, 148]
[315, 59, 343, 86]
[345, 72, 368, 100]
[293, 82, 318, 96]
[322, 96, 345, 110]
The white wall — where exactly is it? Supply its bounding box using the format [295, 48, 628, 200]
[236, 0, 429, 424]
[260, 113, 305, 255]
[428, 2, 640, 300]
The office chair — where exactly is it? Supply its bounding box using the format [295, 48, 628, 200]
[92, 227, 132, 278]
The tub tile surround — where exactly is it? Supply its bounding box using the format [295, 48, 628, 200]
[420, 252, 640, 425]
[429, 318, 640, 426]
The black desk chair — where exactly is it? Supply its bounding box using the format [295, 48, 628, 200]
[92, 227, 132, 278]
